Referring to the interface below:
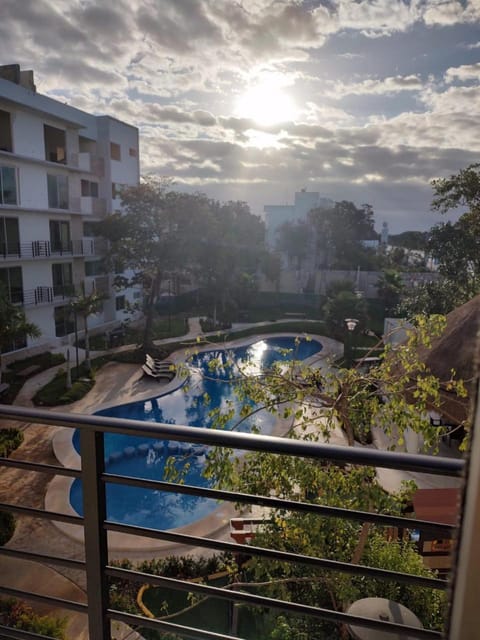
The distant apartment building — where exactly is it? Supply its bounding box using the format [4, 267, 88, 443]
[0, 64, 140, 355]
[263, 189, 333, 247]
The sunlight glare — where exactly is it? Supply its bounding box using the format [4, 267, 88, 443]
[235, 75, 297, 126]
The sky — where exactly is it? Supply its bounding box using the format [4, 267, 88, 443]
[1, 0, 480, 233]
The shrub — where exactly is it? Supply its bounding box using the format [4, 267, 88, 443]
[0, 428, 23, 457]
[33, 370, 94, 406]
[0, 511, 15, 545]
[0, 598, 66, 639]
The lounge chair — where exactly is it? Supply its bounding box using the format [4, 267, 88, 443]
[142, 364, 175, 380]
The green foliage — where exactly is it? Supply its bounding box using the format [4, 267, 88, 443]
[323, 290, 369, 336]
[0, 511, 15, 545]
[376, 269, 404, 314]
[109, 554, 233, 617]
[431, 163, 480, 214]
[6, 352, 65, 373]
[275, 220, 311, 269]
[33, 368, 94, 406]
[397, 279, 465, 316]
[427, 163, 480, 304]
[389, 231, 429, 251]
[0, 428, 23, 457]
[309, 201, 380, 270]
[0, 287, 40, 356]
[0, 598, 67, 639]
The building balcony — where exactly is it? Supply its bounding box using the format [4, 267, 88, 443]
[78, 151, 105, 177]
[0, 400, 476, 640]
[80, 196, 107, 216]
[0, 239, 107, 260]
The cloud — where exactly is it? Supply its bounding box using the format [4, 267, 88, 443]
[326, 74, 424, 98]
[422, 0, 480, 26]
[444, 62, 480, 82]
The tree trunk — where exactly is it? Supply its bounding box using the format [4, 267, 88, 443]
[84, 315, 91, 372]
[143, 271, 162, 351]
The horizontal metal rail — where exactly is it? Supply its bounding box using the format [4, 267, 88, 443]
[0, 456, 81, 478]
[107, 567, 442, 639]
[0, 625, 58, 640]
[0, 405, 465, 475]
[0, 502, 83, 526]
[0, 586, 87, 614]
[103, 471, 456, 536]
[0, 404, 460, 639]
[105, 521, 446, 590]
[0, 547, 85, 571]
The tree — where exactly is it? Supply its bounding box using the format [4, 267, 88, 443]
[431, 163, 480, 214]
[69, 285, 106, 372]
[426, 164, 480, 305]
[428, 216, 480, 301]
[195, 318, 462, 636]
[275, 220, 311, 269]
[397, 279, 466, 317]
[377, 269, 404, 315]
[309, 201, 379, 270]
[99, 178, 210, 350]
[0, 286, 40, 383]
[323, 290, 369, 338]
[193, 200, 265, 324]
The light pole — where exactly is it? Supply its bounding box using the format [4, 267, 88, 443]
[344, 317, 359, 367]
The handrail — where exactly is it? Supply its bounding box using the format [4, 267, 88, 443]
[0, 404, 463, 640]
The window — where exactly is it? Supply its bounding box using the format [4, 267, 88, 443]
[0, 265, 23, 303]
[49, 220, 70, 253]
[52, 262, 73, 297]
[44, 124, 66, 164]
[83, 221, 100, 236]
[47, 174, 68, 209]
[0, 166, 17, 205]
[129, 147, 137, 157]
[54, 305, 75, 337]
[81, 179, 99, 198]
[85, 259, 104, 277]
[0, 109, 13, 152]
[115, 295, 126, 311]
[0, 216, 19, 255]
[110, 142, 121, 161]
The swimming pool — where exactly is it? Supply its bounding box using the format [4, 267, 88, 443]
[70, 336, 322, 530]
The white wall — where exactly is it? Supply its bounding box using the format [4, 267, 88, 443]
[11, 109, 45, 159]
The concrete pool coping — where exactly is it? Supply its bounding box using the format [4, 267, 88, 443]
[48, 333, 342, 552]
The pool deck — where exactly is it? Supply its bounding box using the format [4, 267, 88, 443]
[0, 319, 463, 638]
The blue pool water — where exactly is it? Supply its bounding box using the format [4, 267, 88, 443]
[70, 336, 322, 530]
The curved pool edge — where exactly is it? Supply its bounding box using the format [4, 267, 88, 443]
[47, 333, 343, 552]
[45, 473, 241, 553]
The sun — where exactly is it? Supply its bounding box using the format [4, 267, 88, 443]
[234, 76, 297, 126]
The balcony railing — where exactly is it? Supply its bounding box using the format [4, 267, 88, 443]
[0, 402, 473, 640]
[0, 240, 108, 260]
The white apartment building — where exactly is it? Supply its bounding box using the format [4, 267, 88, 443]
[264, 189, 334, 247]
[0, 64, 140, 355]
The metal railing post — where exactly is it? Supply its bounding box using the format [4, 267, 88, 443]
[80, 429, 110, 640]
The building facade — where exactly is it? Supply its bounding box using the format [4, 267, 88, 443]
[0, 64, 140, 355]
[263, 189, 333, 247]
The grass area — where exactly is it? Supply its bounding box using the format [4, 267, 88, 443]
[1, 352, 66, 405]
[32, 357, 111, 406]
[77, 314, 189, 351]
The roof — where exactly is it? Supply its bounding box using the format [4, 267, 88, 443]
[412, 488, 461, 525]
[398, 294, 480, 425]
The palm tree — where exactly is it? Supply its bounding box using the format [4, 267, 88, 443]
[69, 284, 106, 373]
[0, 286, 40, 384]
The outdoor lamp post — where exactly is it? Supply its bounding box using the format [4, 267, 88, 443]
[344, 317, 359, 367]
